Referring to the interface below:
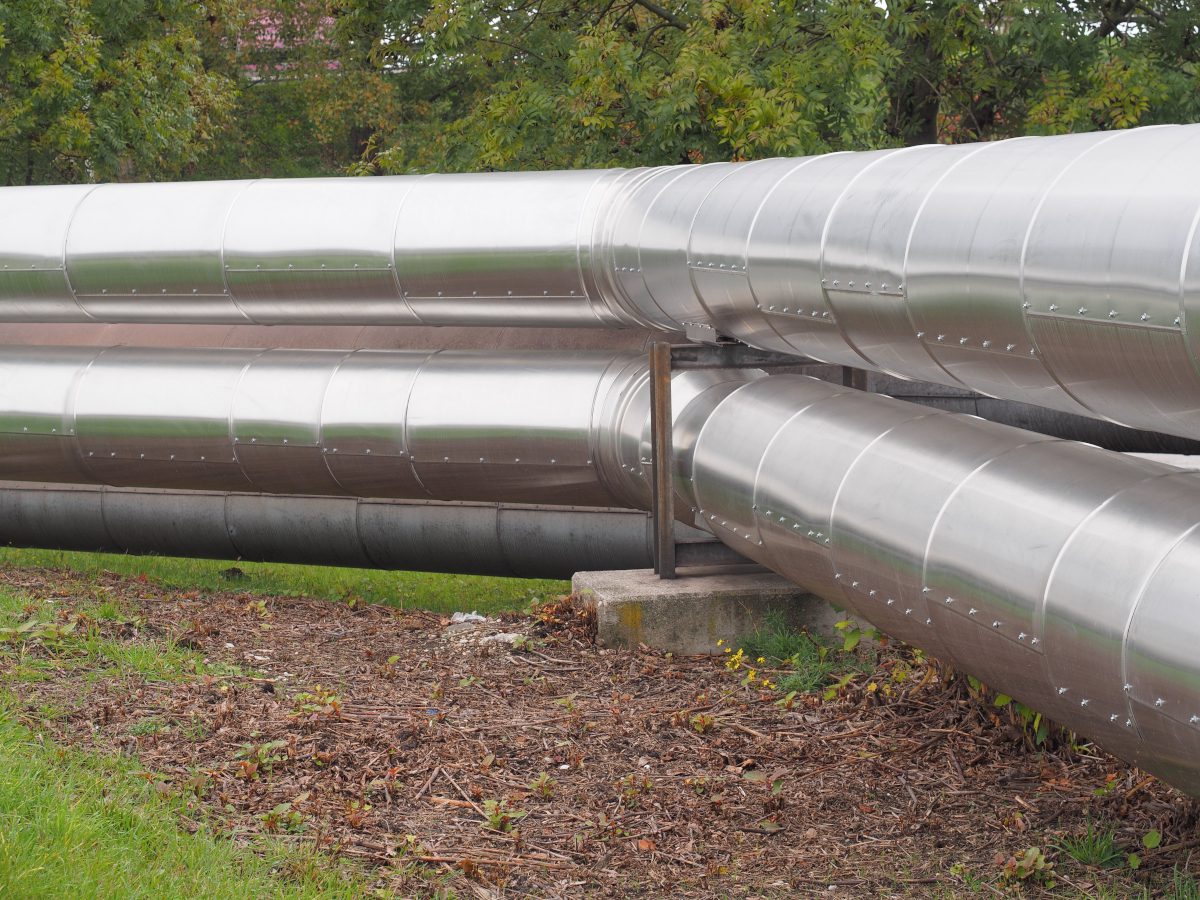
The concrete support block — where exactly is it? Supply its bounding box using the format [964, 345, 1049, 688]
[572, 568, 847, 655]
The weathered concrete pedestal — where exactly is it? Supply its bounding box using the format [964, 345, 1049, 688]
[572, 568, 845, 655]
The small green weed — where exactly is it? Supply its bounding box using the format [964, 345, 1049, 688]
[963, 674, 1064, 748]
[617, 773, 653, 807]
[734, 612, 873, 695]
[481, 798, 526, 833]
[233, 740, 289, 779]
[263, 800, 307, 834]
[996, 846, 1055, 888]
[0, 615, 82, 645]
[948, 862, 990, 892]
[529, 771, 556, 799]
[290, 686, 342, 719]
[1166, 867, 1200, 900]
[1053, 821, 1124, 868]
[128, 717, 170, 737]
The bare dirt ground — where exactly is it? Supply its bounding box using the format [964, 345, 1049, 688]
[3, 566, 1199, 898]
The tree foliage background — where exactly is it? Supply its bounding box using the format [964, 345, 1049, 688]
[2, 0, 1199, 184]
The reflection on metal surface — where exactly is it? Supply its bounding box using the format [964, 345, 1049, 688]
[4, 344, 1200, 793]
[0, 484, 719, 579]
[0, 346, 668, 507]
[8, 126, 1200, 437]
[671, 374, 1200, 796]
[6, 323, 1200, 453]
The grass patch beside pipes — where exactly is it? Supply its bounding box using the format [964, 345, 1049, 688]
[0, 582, 377, 899]
[0, 701, 375, 899]
[0, 547, 567, 616]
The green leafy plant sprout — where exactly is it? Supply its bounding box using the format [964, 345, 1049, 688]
[290, 685, 342, 719]
[262, 800, 307, 834]
[1128, 828, 1165, 871]
[233, 740, 288, 779]
[0, 615, 82, 645]
[380, 654, 402, 679]
[822, 671, 856, 701]
[997, 846, 1055, 888]
[481, 798, 526, 833]
[528, 771, 556, 800]
[617, 773, 653, 807]
[833, 618, 879, 652]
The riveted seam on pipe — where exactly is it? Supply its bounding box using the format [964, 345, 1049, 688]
[59, 185, 102, 323]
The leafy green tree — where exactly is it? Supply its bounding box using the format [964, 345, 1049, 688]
[321, 0, 1200, 174]
[190, 0, 349, 178]
[0, 0, 247, 185]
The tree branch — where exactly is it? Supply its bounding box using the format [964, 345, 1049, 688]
[630, 0, 687, 32]
[1092, 0, 1137, 39]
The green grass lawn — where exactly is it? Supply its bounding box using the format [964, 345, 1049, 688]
[0, 708, 379, 900]
[0, 550, 561, 896]
[0, 547, 568, 617]
[0, 578, 381, 899]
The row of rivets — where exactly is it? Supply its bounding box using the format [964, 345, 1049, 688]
[919, 333, 1023, 354]
[938, 593, 1041, 649]
[835, 572, 933, 627]
[690, 261, 746, 272]
[761, 508, 831, 546]
[701, 510, 762, 545]
[1032, 305, 1183, 329]
[94, 288, 214, 295]
[758, 304, 835, 321]
[821, 277, 904, 293]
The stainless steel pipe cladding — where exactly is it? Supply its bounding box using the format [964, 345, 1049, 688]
[7, 125, 1200, 438]
[0, 346, 756, 505]
[675, 376, 1200, 796]
[0, 484, 681, 579]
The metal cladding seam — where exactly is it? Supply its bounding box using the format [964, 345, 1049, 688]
[6, 125, 1200, 438]
[3, 344, 1200, 793]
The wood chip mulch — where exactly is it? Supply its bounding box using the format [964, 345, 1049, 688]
[2, 566, 1199, 898]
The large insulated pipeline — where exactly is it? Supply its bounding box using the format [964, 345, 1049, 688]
[6, 322, 1200, 453]
[0, 484, 684, 579]
[5, 125, 1200, 439]
[3, 345, 1200, 794]
[0, 347, 682, 505]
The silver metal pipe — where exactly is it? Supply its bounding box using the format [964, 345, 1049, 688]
[6, 322, 1199, 454]
[671, 375, 1200, 797]
[0, 346, 682, 506]
[0, 483, 705, 579]
[4, 343, 1200, 792]
[6, 125, 1200, 437]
